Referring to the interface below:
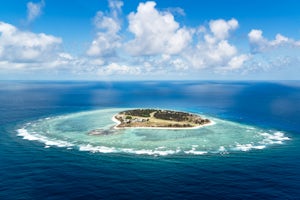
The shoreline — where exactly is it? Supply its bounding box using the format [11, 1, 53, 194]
[111, 115, 215, 130]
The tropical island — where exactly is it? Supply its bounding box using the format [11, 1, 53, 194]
[113, 109, 211, 129]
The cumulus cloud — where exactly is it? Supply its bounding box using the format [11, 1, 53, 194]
[126, 1, 192, 56]
[248, 29, 299, 53]
[0, 21, 61, 62]
[183, 18, 248, 71]
[98, 62, 141, 75]
[2, 1, 273, 79]
[245, 29, 300, 74]
[66, 2, 250, 76]
[209, 18, 238, 40]
[227, 54, 249, 70]
[87, 0, 123, 57]
[171, 58, 188, 70]
[26, 0, 45, 23]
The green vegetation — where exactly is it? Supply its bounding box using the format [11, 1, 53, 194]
[115, 109, 211, 128]
[154, 110, 191, 121]
[122, 109, 156, 117]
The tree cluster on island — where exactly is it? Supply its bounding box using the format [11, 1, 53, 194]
[154, 110, 200, 122]
[120, 109, 156, 117]
[116, 109, 211, 128]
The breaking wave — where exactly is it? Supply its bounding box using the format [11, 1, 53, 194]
[17, 109, 290, 156]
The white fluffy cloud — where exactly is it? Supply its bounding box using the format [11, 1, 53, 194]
[248, 29, 299, 53]
[5, 1, 289, 79]
[226, 54, 249, 70]
[0, 21, 61, 62]
[27, 0, 45, 23]
[183, 18, 248, 71]
[246, 29, 300, 74]
[87, 0, 123, 57]
[126, 1, 192, 56]
[98, 62, 141, 75]
[209, 18, 238, 40]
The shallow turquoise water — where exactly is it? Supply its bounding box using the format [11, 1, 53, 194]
[18, 108, 290, 156]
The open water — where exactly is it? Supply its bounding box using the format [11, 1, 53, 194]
[0, 81, 299, 199]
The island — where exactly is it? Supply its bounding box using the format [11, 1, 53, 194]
[113, 109, 211, 129]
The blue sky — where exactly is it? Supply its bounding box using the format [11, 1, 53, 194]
[0, 0, 300, 80]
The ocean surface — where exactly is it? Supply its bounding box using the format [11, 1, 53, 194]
[0, 81, 299, 199]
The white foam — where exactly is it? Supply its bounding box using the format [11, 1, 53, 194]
[134, 149, 175, 156]
[233, 143, 266, 151]
[259, 131, 290, 145]
[122, 148, 178, 156]
[79, 144, 117, 153]
[44, 140, 73, 148]
[78, 145, 179, 156]
[184, 149, 208, 155]
[17, 128, 74, 148]
[17, 128, 40, 141]
[18, 124, 287, 156]
[253, 145, 266, 150]
[219, 146, 226, 152]
[218, 146, 229, 155]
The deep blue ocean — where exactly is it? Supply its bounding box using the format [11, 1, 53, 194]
[0, 81, 299, 199]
